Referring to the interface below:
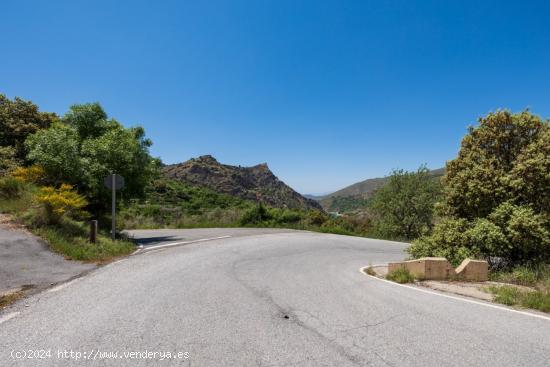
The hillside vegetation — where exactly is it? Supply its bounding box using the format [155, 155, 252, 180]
[119, 177, 370, 236]
[0, 96, 156, 261]
[164, 155, 322, 211]
[410, 111, 550, 267]
[318, 168, 445, 212]
[1, 93, 548, 291]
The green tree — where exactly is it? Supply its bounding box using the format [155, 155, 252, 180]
[25, 103, 159, 210]
[80, 124, 159, 201]
[368, 166, 441, 240]
[509, 128, 550, 214]
[444, 110, 548, 219]
[410, 110, 550, 265]
[0, 94, 57, 164]
[25, 122, 84, 184]
[62, 102, 110, 140]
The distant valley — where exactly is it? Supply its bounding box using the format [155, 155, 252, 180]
[312, 167, 445, 212]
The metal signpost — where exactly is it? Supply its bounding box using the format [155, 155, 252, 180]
[104, 173, 125, 240]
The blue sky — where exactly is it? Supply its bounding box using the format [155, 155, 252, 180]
[2, 1, 549, 194]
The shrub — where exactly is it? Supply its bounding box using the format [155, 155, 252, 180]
[35, 184, 88, 224]
[0, 175, 24, 198]
[305, 210, 329, 226]
[0, 146, 20, 175]
[368, 166, 441, 241]
[239, 203, 273, 225]
[412, 111, 550, 266]
[408, 218, 479, 266]
[11, 165, 46, 184]
[273, 209, 302, 225]
[386, 267, 416, 283]
[501, 206, 549, 264]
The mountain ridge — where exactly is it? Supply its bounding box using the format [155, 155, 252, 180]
[163, 155, 323, 211]
[316, 167, 445, 211]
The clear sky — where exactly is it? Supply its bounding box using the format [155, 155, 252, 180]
[2, 1, 549, 194]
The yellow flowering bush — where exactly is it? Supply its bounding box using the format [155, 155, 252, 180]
[36, 184, 88, 224]
[12, 165, 46, 184]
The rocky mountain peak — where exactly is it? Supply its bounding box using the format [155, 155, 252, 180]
[163, 156, 322, 211]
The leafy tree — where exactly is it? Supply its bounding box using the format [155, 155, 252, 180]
[62, 102, 110, 140]
[410, 110, 550, 265]
[81, 124, 159, 201]
[509, 128, 550, 214]
[25, 103, 159, 211]
[444, 110, 548, 219]
[0, 94, 57, 163]
[368, 166, 441, 240]
[25, 122, 84, 184]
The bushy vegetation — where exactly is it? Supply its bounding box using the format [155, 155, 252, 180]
[36, 184, 88, 224]
[120, 179, 366, 235]
[120, 178, 251, 228]
[11, 165, 46, 184]
[31, 220, 135, 262]
[0, 94, 57, 164]
[327, 195, 368, 213]
[487, 285, 550, 313]
[0, 95, 158, 261]
[410, 110, 550, 267]
[368, 166, 442, 241]
[386, 267, 416, 283]
[1, 94, 549, 275]
[0, 174, 25, 198]
[0, 181, 135, 261]
[25, 103, 159, 212]
[490, 264, 550, 289]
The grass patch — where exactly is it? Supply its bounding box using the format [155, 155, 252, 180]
[0, 183, 36, 214]
[1, 184, 135, 262]
[487, 285, 520, 305]
[31, 222, 135, 262]
[490, 264, 550, 289]
[487, 285, 550, 313]
[22, 215, 136, 263]
[386, 267, 416, 283]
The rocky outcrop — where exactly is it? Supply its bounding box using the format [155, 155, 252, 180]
[163, 155, 323, 211]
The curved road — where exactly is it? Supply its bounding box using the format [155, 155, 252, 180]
[1, 229, 549, 366]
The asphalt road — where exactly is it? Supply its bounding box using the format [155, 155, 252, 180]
[1, 229, 549, 366]
[0, 223, 95, 295]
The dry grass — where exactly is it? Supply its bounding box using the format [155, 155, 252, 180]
[0, 285, 33, 309]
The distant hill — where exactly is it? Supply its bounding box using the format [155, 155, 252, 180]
[317, 167, 445, 212]
[163, 155, 323, 211]
[303, 194, 325, 200]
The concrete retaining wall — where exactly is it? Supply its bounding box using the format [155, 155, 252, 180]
[455, 259, 488, 281]
[388, 257, 488, 281]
